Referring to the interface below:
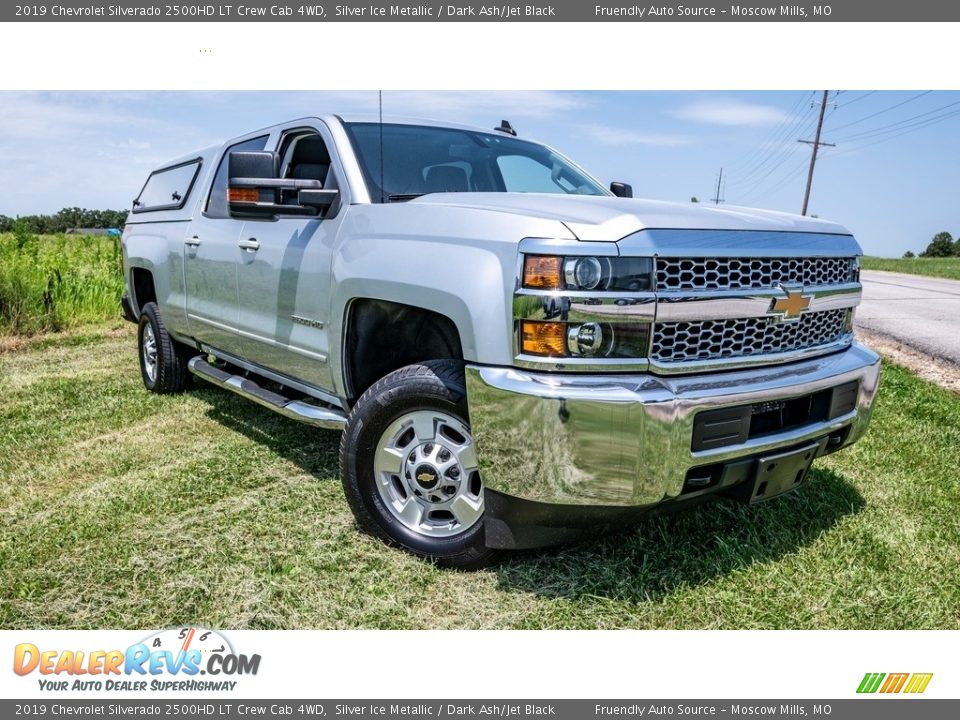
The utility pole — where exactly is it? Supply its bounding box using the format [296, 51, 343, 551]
[711, 167, 724, 205]
[799, 90, 836, 216]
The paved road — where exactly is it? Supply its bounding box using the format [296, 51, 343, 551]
[857, 270, 960, 364]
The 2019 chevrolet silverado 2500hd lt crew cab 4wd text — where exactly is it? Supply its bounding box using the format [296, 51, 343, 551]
[121, 115, 880, 568]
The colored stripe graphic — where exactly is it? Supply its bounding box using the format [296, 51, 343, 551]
[857, 673, 885, 693]
[904, 673, 934, 694]
[880, 673, 909, 693]
[857, 672, 932, 694]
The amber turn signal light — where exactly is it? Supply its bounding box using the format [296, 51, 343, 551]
[520, 321, 567, 357]
[228, 187, 259, 203]
[522, 255, 562, 290]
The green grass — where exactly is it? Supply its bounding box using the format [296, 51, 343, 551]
[0, 231, 124, 335]
[861, 256, 960, 281]
[1, 327, 958, 629]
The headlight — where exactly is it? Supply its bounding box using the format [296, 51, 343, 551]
[517, 252, 654, 366]
[564, 257, 604, 290]
[523, 254, 653, 292]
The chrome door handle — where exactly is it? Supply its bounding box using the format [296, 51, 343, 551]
[185, 236, 201, 247]
[238, 238, 260, 251]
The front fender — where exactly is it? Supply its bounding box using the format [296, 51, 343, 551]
[330, 240, 516, 400]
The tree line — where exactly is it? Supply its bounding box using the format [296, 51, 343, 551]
[0, 208, 127, 235]
[904, 231, 960, 258]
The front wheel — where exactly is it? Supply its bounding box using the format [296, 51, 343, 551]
[339, 360, 495, 569]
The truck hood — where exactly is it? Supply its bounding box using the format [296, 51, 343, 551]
[411, 193, 852, 241]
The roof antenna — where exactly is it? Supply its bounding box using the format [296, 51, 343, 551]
[494, 120, 517, 136]
[378, 90, 385, 203]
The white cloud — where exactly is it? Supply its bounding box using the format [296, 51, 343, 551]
[674, 99, 789, 127]
[0, 92, 206, 215]
[581, 123, 692, 147]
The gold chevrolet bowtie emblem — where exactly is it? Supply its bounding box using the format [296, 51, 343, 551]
[417, 472, 435, 483]
[770, 288, 812, 321]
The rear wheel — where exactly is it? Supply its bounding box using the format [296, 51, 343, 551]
[137, 302, 195, 394]
[339, 360, 495, 569]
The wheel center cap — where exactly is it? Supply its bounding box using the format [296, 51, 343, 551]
[413, 464, 440, 490]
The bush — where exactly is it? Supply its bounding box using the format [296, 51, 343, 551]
[0, 226, 124, 336]
[903, 251, 915, 258]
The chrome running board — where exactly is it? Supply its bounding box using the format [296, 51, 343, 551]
[188, 356, 346, 430]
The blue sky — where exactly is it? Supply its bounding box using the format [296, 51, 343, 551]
[1, 90, 957, 256]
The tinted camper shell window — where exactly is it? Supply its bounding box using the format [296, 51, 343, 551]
[133, 159, 202, 213]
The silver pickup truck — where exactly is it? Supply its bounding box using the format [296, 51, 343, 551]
[122, 115, 880, 568]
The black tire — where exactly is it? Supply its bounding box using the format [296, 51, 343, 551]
[137, 302, 195, 394]
[340, 360, 497, 570]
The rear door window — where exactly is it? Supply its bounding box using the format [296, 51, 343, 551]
[133, 159, 202, 213]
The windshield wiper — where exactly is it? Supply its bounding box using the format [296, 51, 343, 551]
[385, 193, 424, 202]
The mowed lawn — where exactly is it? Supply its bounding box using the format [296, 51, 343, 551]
[861, 256, 960, 281]
[1, 326, 958, 629]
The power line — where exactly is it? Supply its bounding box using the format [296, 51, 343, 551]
[834, 90, 876, 108]
[831, 106, 960, 154]
[727, 110, 818, 188]
[727, 91, 813, 174]
[728, 131, 811, 197]
[833, 99, 960, 142]
[828, 91, 932, 133]
[737, 155, 809, 206]
[726, 108, 820, 203]
[727, 94, 817, 185]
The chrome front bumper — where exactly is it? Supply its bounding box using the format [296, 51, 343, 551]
[465, 342, 881, 508]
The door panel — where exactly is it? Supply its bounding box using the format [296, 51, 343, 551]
[235, 216, 337, 389]
[183, 218, 242, 354]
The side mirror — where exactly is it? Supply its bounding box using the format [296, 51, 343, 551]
[299, 188, 340, 213]
[610, 182, 633, 199]
[228, 151, 339, 218]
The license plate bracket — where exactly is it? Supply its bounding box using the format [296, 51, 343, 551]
[739, 438, 827, 504]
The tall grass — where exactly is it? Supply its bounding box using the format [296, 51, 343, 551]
[861, 256, 960, 281]
[0, 226, 124, 336]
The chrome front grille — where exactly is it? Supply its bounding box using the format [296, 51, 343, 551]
[656, 256, 857, 292]
[651, 309, 850, 363]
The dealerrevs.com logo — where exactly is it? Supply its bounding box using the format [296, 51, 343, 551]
[13, 627, 260, 693]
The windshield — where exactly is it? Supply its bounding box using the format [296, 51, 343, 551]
[344, 122, 609, 202]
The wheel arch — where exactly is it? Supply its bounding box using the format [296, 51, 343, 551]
[340, 296, 468, 405]
[129, 267, 157, 316]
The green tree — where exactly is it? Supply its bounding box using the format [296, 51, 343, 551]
[903, 250, 915, 258]
[920, 231, 955, 258]
[0, 208, 126, 235]
[690, 196, 699, 203]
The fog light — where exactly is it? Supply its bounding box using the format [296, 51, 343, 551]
[567, 322, 603, 356]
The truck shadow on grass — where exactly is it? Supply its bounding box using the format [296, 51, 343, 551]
[200, 390, 343, 477]
[199, 389, 865, 603]
[494, 468, 865, 603]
